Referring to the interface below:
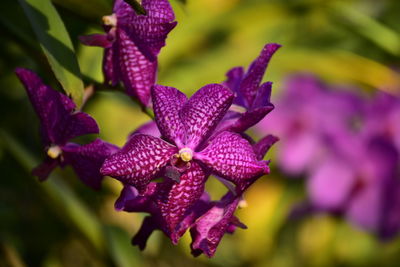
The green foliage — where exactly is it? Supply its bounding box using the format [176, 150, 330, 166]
[18, 0, 84, 107]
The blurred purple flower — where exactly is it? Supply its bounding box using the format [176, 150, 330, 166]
[219, 43, 280, 133]
[15, 68, 118, 189]
[80, 0, 177, 106]
[260, 73, 400, 238]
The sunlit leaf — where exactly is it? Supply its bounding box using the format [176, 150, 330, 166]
[18, 0, 84, 107]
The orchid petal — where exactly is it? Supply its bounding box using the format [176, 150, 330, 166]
[79, 34, 112, 48]
[195, 131, 269, 185]
[117, 28, 157, 106]
[155, 161, 207, 242]
[62, 139, 119, 190]
[100, 134, 177, 189]
[181, 84, 234, 149]
[239, 43, 280, 107]
[252, 134, 279, 160]
[152, 85, 187, 145]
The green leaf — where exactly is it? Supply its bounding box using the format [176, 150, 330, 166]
[18, 0, 84, 107]
[0, 130, 105, 253]
[124, 0, 147, 15]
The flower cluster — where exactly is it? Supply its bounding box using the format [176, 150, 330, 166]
[258, 74, 400, 239]
[16, 0, 280, 257]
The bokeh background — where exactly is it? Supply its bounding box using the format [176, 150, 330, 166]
[1, 0, 400, 266]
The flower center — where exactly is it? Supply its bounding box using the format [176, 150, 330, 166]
[102, 14, 117, 27]
[47, 145, 62, 159]
[178, 147, 193, 162]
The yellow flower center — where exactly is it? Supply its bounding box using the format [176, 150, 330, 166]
[47, 145, 62, 159]
[178, 147, 193, 162]
[102, 14, 117, 27]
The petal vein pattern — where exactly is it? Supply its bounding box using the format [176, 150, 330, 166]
[101, 134, 177, 188]
[196, 131, 269, 183]
[181, 84, 234, 149]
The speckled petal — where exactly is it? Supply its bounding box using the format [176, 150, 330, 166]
[117, 28, 157, 106]
[239, 43, 281, 107]
[155, 161, 207, 243]
[128, 120, 161, 139]
[190, 192, 245, 257]
[195, 131, 269, 185]
[15, 68, 98, 146]
[181, 84, 234, 149]
[152, 85, 187, 146]
[100, 134, 177, 189]
[62, 139, 119, 190]
[103, 45, 120, 86]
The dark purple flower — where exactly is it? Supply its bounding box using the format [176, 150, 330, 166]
[15, 68, 118, 189]
[80, 0, 177, 106]
[219, 43, 280, 133]
[101, 83, 270, 237]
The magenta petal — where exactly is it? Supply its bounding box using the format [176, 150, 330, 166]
[181, 84, 234, 149]
[190, 192, 242, 258]
[117, 29, 157, 106]
[128, 120, 161, 139]
[239, 43, 281, 107]
[227, 104, 274, 133]
[252, 134, 279, 160]
[32, 157, 58, 181]
[62, 139, 119, 190]
[152, 85, 187, 145]
[79, 34, 112, 47]
[195, 131, 269, 185]
[156, 161, 207, 242]
[308, 158, 356, 210]
[103, 45, 120, 86]
[100, 134, 177, 189]
[115, 183, 157, 213]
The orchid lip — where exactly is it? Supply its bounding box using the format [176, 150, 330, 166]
[47, 145, 62, 159]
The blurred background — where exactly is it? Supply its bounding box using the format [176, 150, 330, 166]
[1, 0, 400, 266]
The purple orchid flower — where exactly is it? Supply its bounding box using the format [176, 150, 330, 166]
[101, 83, 270, 239]
[114, 133, 278, 256]
[219, 43, 280, 133]
[80, 0, 177, 106]
[15, 68, 119, 189]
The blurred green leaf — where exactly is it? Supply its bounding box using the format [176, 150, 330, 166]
[106, 226, 141, 267]
[0, 130, 105, 253]
[18, 0, 84, 107]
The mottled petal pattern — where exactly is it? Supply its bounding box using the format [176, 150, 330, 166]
[190, 192, 243, 257]
[195, 131, 269, 184]
[152, 85, 187, 145]
[62, 139, 119, 190]
[117, 29, 157, 106]
[101, 134, 177, 189]
[239, 43, 281, 107]
[181, 84, 234, 149]
[156, 161, 207, 243]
